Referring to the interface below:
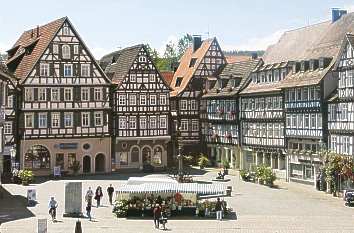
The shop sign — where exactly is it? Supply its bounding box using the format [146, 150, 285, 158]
[54, 143, 78, 150]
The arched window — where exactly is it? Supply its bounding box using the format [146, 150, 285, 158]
[24, 145, 50, 169]
[62, 45, 71, 59]
[152, 146, 162, 165]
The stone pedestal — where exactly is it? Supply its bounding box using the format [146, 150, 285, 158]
[63, 182, 83, 217]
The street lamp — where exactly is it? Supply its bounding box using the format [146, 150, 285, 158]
[176, 127, 183, 182]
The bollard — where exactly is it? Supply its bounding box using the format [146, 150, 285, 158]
[75, 219, 82, 233]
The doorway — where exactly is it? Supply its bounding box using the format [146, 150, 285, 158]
[83, 155, 91, 173]
[95, 154, 105, 172]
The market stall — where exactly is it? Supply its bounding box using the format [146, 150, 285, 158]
[113, 178, 227, 218]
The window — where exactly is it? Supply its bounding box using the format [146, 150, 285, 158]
[311, 114, 316, 128]
[95, 112, 103, 126]
[119, 152, 128, 165]
[38, 113, 47, 128]
[118, 95, 126, 105]
[81, 64, 90, 77]
[192, 120, 198, 131]
[63, 26, 70, 35]
[51, 88, 60, 101]
[25, 88, 34, 101]
[64, 112, 73, 127]
[131, 147, 139, 163]
[304, 114, 309, 128]
[7, 95, 13, 108]
[130, 73, 136, 82]
[180, 120, 188, 131]
[129, 95, 136, 105]
[94, 88, 102, 101]
[149, 74, 156, 82]
[150, 116, 156, 128]
[55, 153, 64, 169]
[160, 116, 167, 128]
[74, 45, 79, 54]
[140, 117, 146, 129]
[64, 64, 73, 77]
[175, 77, 183, 87]
[4, 122, 12, 134]
[180, 100, 187, 110]
[139, 95, 146, 105]
[51, 112, 60, 128]
[38, 88, 46, 101]
[129, 116, 136, 129]
[81, 88, 89, 101]
[64, 88, 72, 101]
[53, 44, 58, 54]
[160, 95, 167, 105]
[191, 100, 197, 110]
[40, 63, 49, 76]
[68, 153, 76, 167]
[139, 56, 147, 62]
[62, 45, 71, 59]
[25, 113, 34, 128]
[119, 117, 126, 129]
[150, 95, 156, 105]
[81, 112, 90, 127]
[189, 58, 197, 67]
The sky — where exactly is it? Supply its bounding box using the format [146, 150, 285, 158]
[0, 0, 354, 59]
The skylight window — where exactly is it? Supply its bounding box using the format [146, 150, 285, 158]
[175, 77, 183, 87]
[189, 58, 197, 68]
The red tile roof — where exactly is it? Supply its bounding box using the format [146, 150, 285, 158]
[160, 71, 174, 86]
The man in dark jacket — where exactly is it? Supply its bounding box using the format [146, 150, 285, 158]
[215, 197, 223, 221]
[107, 184, 114, 205]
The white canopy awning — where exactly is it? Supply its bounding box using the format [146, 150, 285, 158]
[117, 182, 226, 195]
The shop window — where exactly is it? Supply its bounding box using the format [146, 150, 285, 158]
[120, 152, 128, 165]
[24, 145, 50, 169]
[68, 153, 76, 167]
[55, 153, 64, 169]
[152, 147, 162, 165]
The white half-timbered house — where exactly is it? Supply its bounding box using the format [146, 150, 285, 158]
[6, 17, 112, 175]
[170, 37, 226, 157]
[328, 34, 354, 157]
[0, 63, 17, 180]
[100, 45, 171, 171]
[201, 59, 261, 169]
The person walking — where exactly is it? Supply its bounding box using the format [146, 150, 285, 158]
[215, 197, 223, 221]
[85, 187, 94, 205]
[153, 204, 161, 229]
[95, 186, 103, 207]
[107, 184, 114, 205]
[86, 202, 92, 221]
[48, 197, 58, 222]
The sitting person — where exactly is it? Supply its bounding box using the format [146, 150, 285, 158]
[217, 169, 226, 180]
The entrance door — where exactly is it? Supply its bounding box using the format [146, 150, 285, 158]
[95, 154, 105, 172]
[83, 156, 91, 173]
[142, 147, 152, 165]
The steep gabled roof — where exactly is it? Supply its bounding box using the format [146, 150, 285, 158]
[100, 45, 143, 85]
[203, 59, 262, 98]
[170, 38, 214, 97]
[6, 17, 66, 80]
[160, 71, 174, 86]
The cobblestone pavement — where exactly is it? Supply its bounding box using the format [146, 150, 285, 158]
[1, 170, 354, 233]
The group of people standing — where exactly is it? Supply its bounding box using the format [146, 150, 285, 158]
[84, 184, 115, 221]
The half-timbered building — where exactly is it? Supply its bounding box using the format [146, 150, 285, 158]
[328, 34, 354, 157]
[170, 37, 226, 157]
[100, 45, 171, 171]
[201, 59, 261, 169]
[0, 63, 17, 179]
[6, 17, 112, 175]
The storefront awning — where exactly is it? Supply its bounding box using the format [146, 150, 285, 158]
[116, 182, 226, 195]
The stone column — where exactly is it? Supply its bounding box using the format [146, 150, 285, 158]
[255, 152, 258, 166]
[270, 153, 274, 169]
[262, 152, 265, 165]
[313, 165, 317, 188]
[63, 182, 83, 217]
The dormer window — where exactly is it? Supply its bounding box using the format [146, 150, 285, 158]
[175, 77, 183, 87]
[300, 61, 305, 72]
[274, 70, 279, 82]
[63, 26, 70, 35]
[310, 60, 315, 71]
[189, 58, 197, 68]
[62, 45, 71, 59]
[292, 63, 297, 74]
[319, 58, 324, 69]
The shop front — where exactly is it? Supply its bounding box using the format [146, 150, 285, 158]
[20, 137, 111, 176]
[288, 152, 322, 185]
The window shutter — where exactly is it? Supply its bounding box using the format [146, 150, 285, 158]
[75, 64, 79, 77]
[47, 112, 51, 128]
[74, 112, 80, 127]
[47, 88, 51, 101]
[59, 45, 62, 59]
[50, 62, 54, 76]
[34, 112, 38, 128]
[90, 88, 94, 101]
[60, 88, 64, 101]
[103, 112, 108, 125]
[90, 111, 95, 127]
[75, 86, 80, 101]
[33, 88, 38, 101]
[60, 112, 64, 128]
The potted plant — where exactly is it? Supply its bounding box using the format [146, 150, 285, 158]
[198, 155, 209, 169]
[113, 199, 129, 218]
[18, 169, 34, 186]
[222, 160, 230, 174]
[69, 160, 81, 175]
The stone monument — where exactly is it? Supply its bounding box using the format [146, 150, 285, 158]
[63, 182, 83, 217]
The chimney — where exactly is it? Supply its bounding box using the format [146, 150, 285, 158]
[36, 25, 40, 37]
[192, 35, 202, 52]
[30, 29, 34, 38]
[332, 8, 347, 23]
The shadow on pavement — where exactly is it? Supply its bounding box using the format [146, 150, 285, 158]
[0, 186, 35, 225]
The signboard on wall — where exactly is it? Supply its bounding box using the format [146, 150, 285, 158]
[54, 143, 78, 150]
[53, 166, 61, 177]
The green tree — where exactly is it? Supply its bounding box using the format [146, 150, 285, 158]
[177, 34, 193, 59]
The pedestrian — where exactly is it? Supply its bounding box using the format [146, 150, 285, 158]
[153, 204, 161, 229]
[215, 197, 223, 221]
[85, 187, 94, 205]
[107, 184, 115, 205]
[95, 186, 103, 207]
[86, 202, 92, 221]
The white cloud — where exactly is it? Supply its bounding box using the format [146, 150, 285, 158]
[224, 30, 285, 52]
[344, 5, 354, 13]
[0, 41, 11, 54]
[158, 34, 178, 56]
